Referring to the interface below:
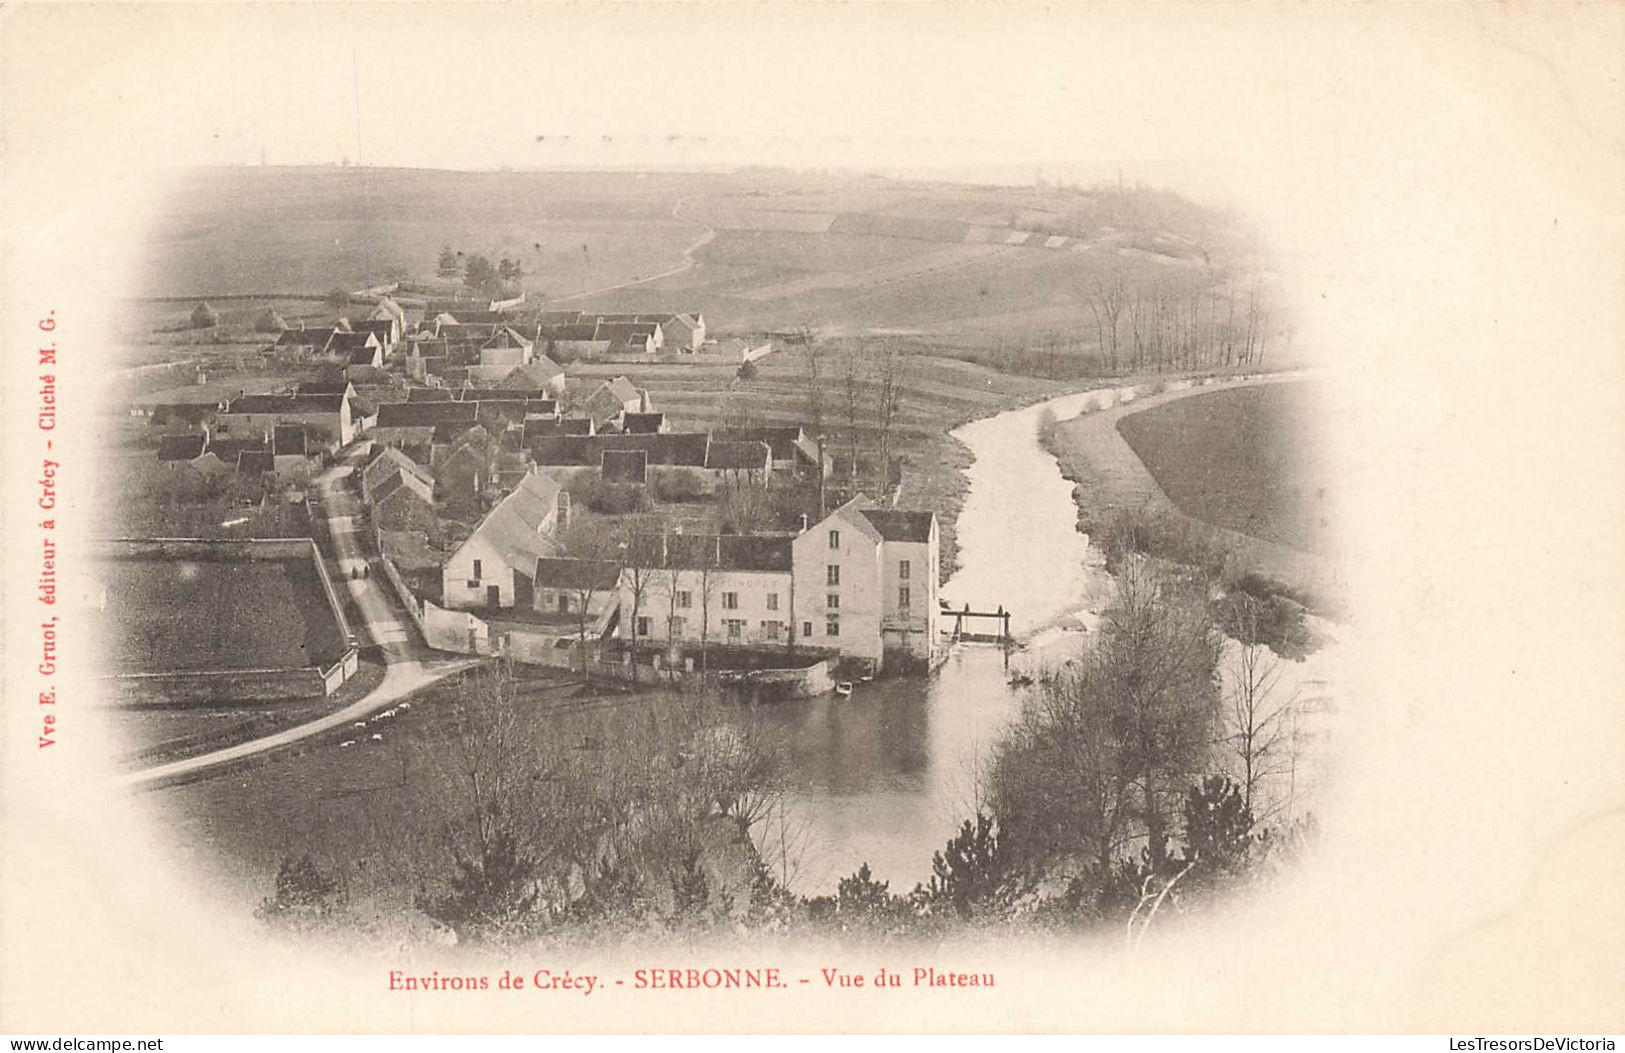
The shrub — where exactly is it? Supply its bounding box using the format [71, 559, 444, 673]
[651, 469, 709, 503]
[736, 359, 759, 380]
[256, 853, 344, 924]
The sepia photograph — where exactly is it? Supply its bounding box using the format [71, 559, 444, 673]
[2, 0, 1621, 1039]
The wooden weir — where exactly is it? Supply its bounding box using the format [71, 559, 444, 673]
[946, 604, 1013, 645]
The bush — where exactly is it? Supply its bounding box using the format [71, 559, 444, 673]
[1095, 505, 1234, 581]
[736, 359, 759, 380]
[651, 469, 709, 503]
[256, 853, 344, 924]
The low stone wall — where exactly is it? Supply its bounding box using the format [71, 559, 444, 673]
[378, 552, 429, 643]
[422, 599, 494, 655]
[106, 665, 327, 707]
[589, 652, 838, 700]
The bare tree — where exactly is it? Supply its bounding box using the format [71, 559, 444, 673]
[559, 519, 617, 683]
[1086, 268, 1128, 372]
[615, 528, 662, 686]
[696, 539, 722, 676]
[797, 326, 825, 437]
[1222, 597, 1298, 819]
[657, 555, 687, 681]
[837, 348, 868, 492]
[873, 341, 905, 497]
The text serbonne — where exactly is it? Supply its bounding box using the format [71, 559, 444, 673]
[386, 966, 994, 994]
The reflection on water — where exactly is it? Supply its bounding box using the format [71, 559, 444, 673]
[752, 385, 1140, 893]
[751, 379, 1339, 894]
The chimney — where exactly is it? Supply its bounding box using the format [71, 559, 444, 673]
[799, 513, 808, 532]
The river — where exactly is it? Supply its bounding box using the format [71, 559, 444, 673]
[753, 384, 1151, 894]
[755, 376, 1343, 895]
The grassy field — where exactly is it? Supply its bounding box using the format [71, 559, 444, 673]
[99, 554, 347, 672]
[135, 166, 1259, 356]
[1115, 382, 1337, 555]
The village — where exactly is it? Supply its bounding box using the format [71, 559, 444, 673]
[129, 286, 949, 701]
[98, 168, 1337, 948]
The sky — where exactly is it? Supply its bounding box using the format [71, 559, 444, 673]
[14, 2, 1602, 198]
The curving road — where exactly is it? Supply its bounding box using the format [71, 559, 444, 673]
[122, 444, 478, 790]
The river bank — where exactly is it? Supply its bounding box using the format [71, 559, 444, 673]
[1038, 371, 1345, 612]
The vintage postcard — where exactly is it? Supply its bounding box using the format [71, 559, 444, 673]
[2, 0, 1621, 1038]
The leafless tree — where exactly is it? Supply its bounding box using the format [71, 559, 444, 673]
[797, 326, 825, 438]
[614, 528, 662, 686]
[1222, 597, 1299, 820]
[837, 348, 868, 492]
[873, 341, 905, 496]
[695, 542, 722, 676]
[1086, 268, 1128, 372]
[559, 519, 617, 682]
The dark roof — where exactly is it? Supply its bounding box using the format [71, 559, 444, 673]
[601, 449, 648, 484]
[596, 323, 658, 350]
[224, 393, 345, 415]
[433, 421, 488, 446]
[539, 322, 603, 342]
[352, 319, 397, 338]
[237, 451, 275, 474]
[620, 412, 665, 434]
[371, 469, 432, 506]
[481, 326, 532, 349]
[157, 434, 207, 462]
[530, 432, 708, 468]
[276, 327, 335, 347]
[713, 427, 817, 463]
[534, 557, 620, 591]
[365, 446, 433, 488]
[582, 376, 642, 415]
[499, 357, 566, 388]
[858, 509, 935, 543]
[149, 402, 216, 426]
[448, 310, 506, 325]
[706, 440, 771, 471]
[474, 398, 555, 423]
[207, 437, 270, 462]
[295, 380, 352, 396]
[407, 387, 454, 401]
[329, 333, 380, 354]
[272, 426, 308, 456]
[437, 322, 501, 342]
[376, 401, 478, 428]
[631, 533, 794, 573]
[522, 417, 593, 442]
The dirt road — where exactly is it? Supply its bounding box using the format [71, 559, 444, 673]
[1045, 372, 1343, 602]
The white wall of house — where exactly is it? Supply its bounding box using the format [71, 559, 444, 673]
[792, 509, 884, 664]
[620, 567, 794, 650]
[480, 343, 532, 369]
[878, 532, 939, 661]
[442, 534, 515, 609]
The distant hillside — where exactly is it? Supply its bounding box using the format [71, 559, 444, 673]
[136, 166, 1275, 360]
